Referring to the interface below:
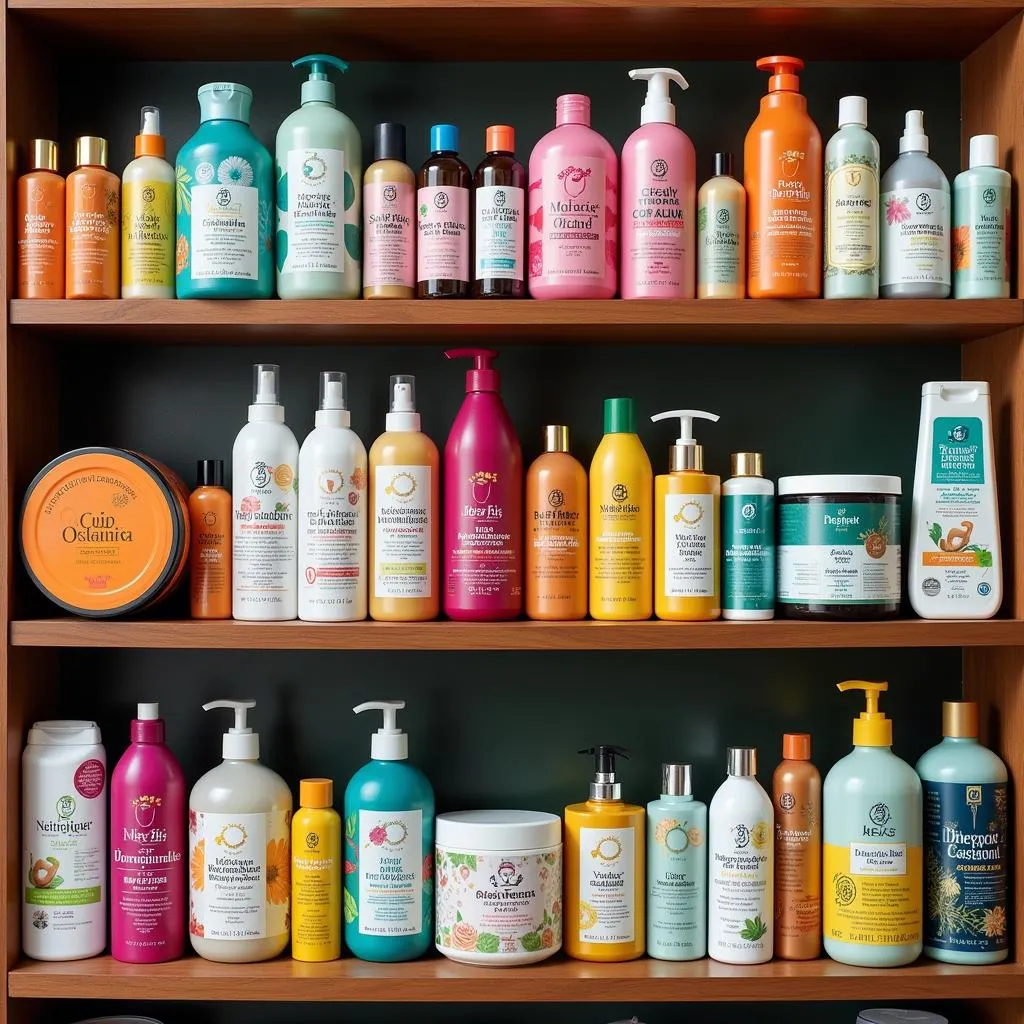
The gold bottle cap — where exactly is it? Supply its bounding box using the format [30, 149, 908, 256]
[30, 139, 58, 173]
[943, 700, 979, 739]
[669, 443, 703, 472]
[731, 451, 764, 477]
[544, 425, 569, 453]
[75, 136, 108, 169]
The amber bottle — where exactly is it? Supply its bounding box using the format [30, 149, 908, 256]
[189, 460, 232, 619]
[416, 124, 471, 298]
[17, 140, 65, 298]
[66, 136, 120, 299]
[473, 125, 526, 298]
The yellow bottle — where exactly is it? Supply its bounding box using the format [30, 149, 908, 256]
[565, 745, 645, 962]
[589, 398, 653, 620]
[651, 409, 721, 621]
[369, 375, 440, 621]
[291, 778, 341, 962]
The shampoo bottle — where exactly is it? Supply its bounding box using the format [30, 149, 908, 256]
[66, 136, 120, 299]
[589, 398, 653, 620]
[363, 123, 415, 299]
[953, 134, 1010, 299]
[910, 381, 1000, 619]
[651, 409, 721, 621]
[647, 763, 707, 961]
[276, 55, 361, 299]
[442, 348, 522, 620]
[824, 96, 879, 299]
[565, 746, 645, 962]
[344, 701, 434, 962]
[110, 703, 186, 963]
[823, 681, 923, 967]
[292, 778, 341, 962]
[621, 68, 695, 299]
[17, 139, 64, 299]
[745, 57, 822, 298]
[474, 124, 526, 298]
[917, 701, 1009, 964]
[528, 94, 618, 299]
[189, 459, 231, 620]
[697, 152, 745, 299]
[417, 125, 471, 299]
[722, 452, 775, 620]
[369, 375, 440, 621]
[298, 371, 367, 622]
[232, 364, 299, 620]
[189, 700, 292, 963]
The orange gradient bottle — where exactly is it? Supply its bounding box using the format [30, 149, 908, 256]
[525, 425, 587, 620]
[189, 459, 232, 619]
[66, 136, 120, 299]
[17, 140, 65, 298]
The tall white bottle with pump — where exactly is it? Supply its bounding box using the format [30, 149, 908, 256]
[298, 371, 367, 620]
[232, 364, 299, 620]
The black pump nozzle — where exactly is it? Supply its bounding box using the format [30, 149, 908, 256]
[579, 745, 630, 799]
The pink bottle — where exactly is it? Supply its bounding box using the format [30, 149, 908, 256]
[620, 68, 696, 299]
[528, 94, 618, 299]
[110, 702, 186, 963]
[443, 348, 523, 620]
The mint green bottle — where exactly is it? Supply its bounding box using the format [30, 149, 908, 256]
[647, 763, 707, 961]
[916, 701, 1009, 964]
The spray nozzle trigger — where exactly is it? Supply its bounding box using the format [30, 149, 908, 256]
[391, 376, 415, 413]
[899, 109, 929, 154]
[354, 700, 409, 760]
[628, 68, 689, 126]
[651, 409, 720, 471]
[252, 363, 281, 406]
[445, 348, 500, 393]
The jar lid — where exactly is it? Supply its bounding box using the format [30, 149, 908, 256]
[778, 474, 902, 497]
[858, 1012, 948, 1024]
[436, 810, 562, 851]
[27, 720, 103, 747]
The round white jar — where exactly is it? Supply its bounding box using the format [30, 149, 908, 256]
[436, 810, 562, 966]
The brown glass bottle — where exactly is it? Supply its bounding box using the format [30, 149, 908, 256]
[473, 125, 526, 299]
[417, 124, 471, 299]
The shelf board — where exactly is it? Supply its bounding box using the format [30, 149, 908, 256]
[11, 617, 1024, 650]
[9, 0, 1022, 60]
[9, 299, 1023, 345]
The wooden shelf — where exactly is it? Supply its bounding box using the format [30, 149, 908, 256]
[11, 617, 1024, 650]
[9, 299, 1023, 345]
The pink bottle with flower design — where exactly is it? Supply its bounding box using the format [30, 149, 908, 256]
[528, 94, 618, 299]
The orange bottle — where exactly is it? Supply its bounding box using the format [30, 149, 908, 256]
[189, 459, 232, 619]
[525, 425, 587, 620]
[745, 57, 822, 298]
[66, 136, 120, 299]
[17, 139, 65, 298]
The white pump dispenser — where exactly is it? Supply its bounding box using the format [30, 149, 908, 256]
[651, 409, 720, 472]
[354, 700, 408, 760]
[629, 67, 689, 126]
[203, 699, 259, 759]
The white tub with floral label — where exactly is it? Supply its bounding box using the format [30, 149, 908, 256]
[435, 810, 562, 966]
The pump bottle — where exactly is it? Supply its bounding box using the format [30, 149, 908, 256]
[189, 700, 292, 963]
[565, 746, 645, 962]
[621, 68, 695, 299]
[651, 409, 720, 621]
[344, 701, 434, 962]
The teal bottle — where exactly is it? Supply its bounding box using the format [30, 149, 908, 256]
[175, 83, 274, 298]
[917, 701, 1009, 964]
[344, 700, 434, 961]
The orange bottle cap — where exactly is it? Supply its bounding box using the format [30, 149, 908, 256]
[300, 778, 334, 808]
[135, 133, 166, 158]
[782, 733, 811, 760]
[486, 124, 515, 154]
[756, 55, 804, 93]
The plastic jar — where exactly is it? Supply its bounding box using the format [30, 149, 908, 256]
[435, 810, 562, 966]
[778, 474, 902, 620]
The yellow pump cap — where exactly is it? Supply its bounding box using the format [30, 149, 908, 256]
[837, 680, 892, 747]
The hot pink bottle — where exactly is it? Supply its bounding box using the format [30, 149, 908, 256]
[443, 348, 523, 620]
[528, 93, 618, 299]
[110, 702, 186, 963]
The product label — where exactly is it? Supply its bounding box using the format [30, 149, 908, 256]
[648, 811, 706, 959]
[663, 493, 715, 599]
[282, 148, 344, 274]
[579, 826, 635, 944]
[592, 475, 648, 614]
[18, 182, 63, 291]
[475, 184, 524, 281]
[292, 816, 339, 955]
[191, 506, 229, 608]
[774, 788, 820, 945]
[778, 500, 901, 605]
[353, 810, 423, 937]
[880, 187, 950, 287]
[533, 155, 609, 285]
[626, 158, 685, 291]
[923, 780, 1008, 953]
[374, 465, 432, 599]
[190, 182, 259, 281]
[723, 492, 774, 612]
[417, 186, 469, 282]
[435, 845, 561, 956]
[364, 181, 415, 289]
[708, 813, 772, 958]
[123, 180, 174, 289]
[697, 197, 741, 291]
[529, 478, 584, 609]
[825, 158, 878, 276]
[953, 184, 1010, 289]
[68, 183, 119, 286]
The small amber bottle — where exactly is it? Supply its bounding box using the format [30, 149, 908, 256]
[189, 459, 232, 619]
[66, 136, 120, 299]
[473, 125, 526, 298]
[416, 124, 471, 299]
[17, 139, 65, 298]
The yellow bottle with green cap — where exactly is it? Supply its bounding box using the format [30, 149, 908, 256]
[823, 680, 922, 966]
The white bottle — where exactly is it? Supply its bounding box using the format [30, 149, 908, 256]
[298, 371, 367, 620]
[189, 700, 292, 963]
[232, 364, 299, 620]
[910, 381, 1001, 619]
[708, 746, 773, 964]
[22, 720, 107, 961]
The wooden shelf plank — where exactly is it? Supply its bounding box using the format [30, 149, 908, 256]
[11, 617, 1024, 650]
[9, 299, 1023, 345]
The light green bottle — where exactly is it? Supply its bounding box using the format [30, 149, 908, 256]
[822, 681, 922, 967]
[275, 54, 362, 299]
[916, 701, 1009, 964]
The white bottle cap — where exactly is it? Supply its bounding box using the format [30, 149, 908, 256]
[316, 370, 351, 428]
[354, 700, 408, 760]
[249, 363, 285, 424]
[386, 374, 421, 432]
[969, 134, 1000, 169]
[838, 95, 867, 128]
[899, 110, 929, 155]
[137, 703, 160, 721]
[628, 67, 688, 127]
[203, 699, 259, 760]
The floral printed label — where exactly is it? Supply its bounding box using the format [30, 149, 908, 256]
[881, 187, 949, 287]
[355, 810, 423, 936]
[579, 826, 634, 944]
[953, 184, 1010, 290]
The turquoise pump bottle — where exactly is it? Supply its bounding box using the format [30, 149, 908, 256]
[174, 83, 275, 298]
[344, 700, 434, 961]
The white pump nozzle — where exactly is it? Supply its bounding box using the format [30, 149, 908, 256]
[354, 700, 408, 761]
[203, 699, 259, 760]
[629, 67, 689, 126]
[140, 106, 161, 135]
[386, 374, 420, 432]
[651, 409, 720, 471]
[315, 370, 351, 427]
[249, 363, 284, 423]
[137, 702, 160, 721]
[899, 110, 929, 155]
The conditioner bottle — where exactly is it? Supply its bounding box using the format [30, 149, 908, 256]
[697, 152, 744, 298]
[363, 123, 415, 299]
[66, 136, 119, 299]
[722, 452, 774, 620]
[189, 459, 231, 619]
[474, 124, 526, 298]
[17, 139, 64, 298]
[953, 134, 1010, 299]
[292, 778, 341, 962]
[417, 125, 471, 298]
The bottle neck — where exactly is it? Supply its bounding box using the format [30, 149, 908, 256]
[249, 404, 284, 424]
[131, 720, 165, 744]
[386, 411, 420, 432]
[315, 409, 350, 428]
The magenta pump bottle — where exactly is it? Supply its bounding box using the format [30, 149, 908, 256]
[442, 348, 523, 620]
[110, 702, 186, 963]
